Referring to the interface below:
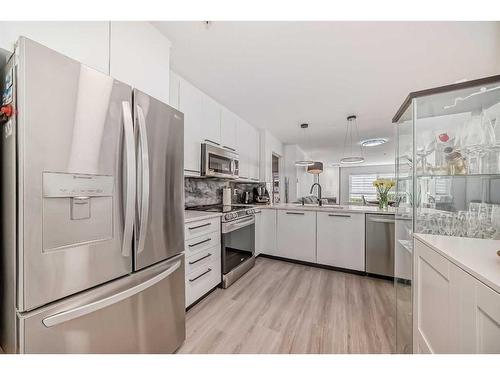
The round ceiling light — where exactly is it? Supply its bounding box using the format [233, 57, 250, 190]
[340, 115, 365, 165]
[340, 156, 365, 164]
[295, 160, 315, 167]
[295, 123, 314, 167]
[361, 138, 388, 147]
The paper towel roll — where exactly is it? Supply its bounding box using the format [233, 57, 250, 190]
[223, 187, 232, 206]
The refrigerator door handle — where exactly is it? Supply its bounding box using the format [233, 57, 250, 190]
[121, 101, 136, 257]
[42, 259, 181, 328]
[136, 105, 150, 254]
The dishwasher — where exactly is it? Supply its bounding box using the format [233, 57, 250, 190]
[365, 214, 395, 278]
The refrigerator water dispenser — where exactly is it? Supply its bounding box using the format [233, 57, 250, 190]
[42, 172, 115, 251]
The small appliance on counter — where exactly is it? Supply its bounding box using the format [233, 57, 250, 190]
[222, 187, 232, 206]
[253, 186, 270, 204]
[242, 191, 251, 204]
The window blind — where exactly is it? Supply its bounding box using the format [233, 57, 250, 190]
[348, 173, 395, 202]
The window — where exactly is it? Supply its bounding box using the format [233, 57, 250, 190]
[349, 173, 395, 203]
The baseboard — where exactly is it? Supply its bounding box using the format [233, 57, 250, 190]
[258, 254, 366, 277]
[186, 284, 221, 312]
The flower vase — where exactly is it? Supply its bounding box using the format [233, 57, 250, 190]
[378, 194, 389, 210]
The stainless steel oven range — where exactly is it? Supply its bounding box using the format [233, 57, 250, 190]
[186, 205, 256, 288]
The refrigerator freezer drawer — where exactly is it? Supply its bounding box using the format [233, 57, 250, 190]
[17, 254, 186, 354]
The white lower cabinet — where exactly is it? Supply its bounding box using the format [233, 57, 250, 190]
[414, 239, 500, 353]
[254, 210, 262, 257]
[276, 210, 316, 262]
[184, 218, 222, 308]
[258, 209, 277, 256]
[316, 212, 365, 271]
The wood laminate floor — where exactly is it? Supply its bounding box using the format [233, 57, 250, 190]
[178, 257, 396, 354]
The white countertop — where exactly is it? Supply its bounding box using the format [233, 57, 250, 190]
[257, 203, 395, 215]
[414, 234, 500, 294]
[184, 210, 222, 223]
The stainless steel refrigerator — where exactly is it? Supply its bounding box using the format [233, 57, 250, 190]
[0, 37, 185, 353]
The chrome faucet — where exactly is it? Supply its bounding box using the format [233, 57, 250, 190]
[310, 183, 323, 206]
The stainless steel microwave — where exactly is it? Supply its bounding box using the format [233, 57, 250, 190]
[201, 143, 239, 179]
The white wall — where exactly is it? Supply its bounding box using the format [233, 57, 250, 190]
[0, 21, 110, 74]
[340, 164, 395, 205]
[283, 144, 315, 202]
[319, 166, 340, 202]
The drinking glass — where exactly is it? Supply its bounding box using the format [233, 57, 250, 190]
[491, 205, 500, 239]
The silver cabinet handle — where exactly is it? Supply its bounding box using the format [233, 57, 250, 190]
[223, 145, 236, 152]
[42, 259, 181, 327]
[136, 105, 150, 255]
[188, 238, 211, 248]
[286, 211, 305, 215]
[328, 214, 351, 218]
[121, 101, 136, 257]
[189, 268, 212, 282]
[189, 253, 212, 265]
[184, 168, 201, 173]
[204, 139, 220, 146]
[188, 222, 212, 230]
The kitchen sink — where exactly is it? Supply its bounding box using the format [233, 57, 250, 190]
[294, 203, 344, 208]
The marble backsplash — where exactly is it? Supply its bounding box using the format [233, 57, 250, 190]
[185, 178, 265, 207]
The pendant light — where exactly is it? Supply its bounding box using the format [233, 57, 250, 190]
[340, 115, 364, 164]
[295, 123, 314, 166]
[307, 161, 323, 174]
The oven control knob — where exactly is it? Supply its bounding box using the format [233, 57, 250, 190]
[246, 209, 254, 215]
[225, 213, 235, 221]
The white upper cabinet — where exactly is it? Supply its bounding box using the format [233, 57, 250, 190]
[0, 21, 110, 73]
[220, 107, 238, 152]
[248, 125, 260, 181]
[178, 76, 203, 174]
[237, 117, 260, 181]
[237, 118, 251, 179]
[110, 22, 171, 103]
[201, 95, 221, 146]
[172, 71, 261, 178]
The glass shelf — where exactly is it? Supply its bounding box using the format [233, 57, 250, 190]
[416, 173, 500, 178]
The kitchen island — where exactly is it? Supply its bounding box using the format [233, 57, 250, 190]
[254, 204, 394, 274]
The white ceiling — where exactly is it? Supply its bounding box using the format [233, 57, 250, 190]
[153, 21, 500, 165]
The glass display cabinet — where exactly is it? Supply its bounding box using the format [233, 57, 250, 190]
[393, 74, 500, 353]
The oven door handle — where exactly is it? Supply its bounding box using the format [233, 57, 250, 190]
[222, 216, 255, 233]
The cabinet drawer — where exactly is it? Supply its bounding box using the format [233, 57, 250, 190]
[186, 246, 220, 275]
[185, 256, 221, 307]
[184, 231, 220, 256]
[185, 217, 220, 240]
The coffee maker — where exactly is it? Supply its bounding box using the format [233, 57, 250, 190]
[253, 186, 270, 204]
